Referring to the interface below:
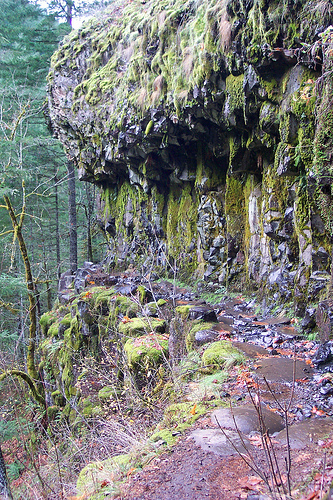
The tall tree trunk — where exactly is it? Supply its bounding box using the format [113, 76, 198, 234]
[55, 175, 61, 279]
[0, 444, 13, 500]
[4, 193, 39, 384]
[67, 160, 77, 277]
[66, 0, 73, 26]
[2, 190, 45, 407]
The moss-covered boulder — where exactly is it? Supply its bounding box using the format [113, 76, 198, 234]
[40, 310, 59, 336]
[186, 321, 217, 352]
[118, 317, 166, 338]
[201, 340, 245, 374]
[124, 334, 169, 373]
[98, 385, 119, 401]
[175, 304, 195, 320]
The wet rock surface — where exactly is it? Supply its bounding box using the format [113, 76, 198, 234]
[276, 417, 333, 449]
[253, 357, 313, 383]
[211, 406, 285, 435]
[191, 428, 253, 457]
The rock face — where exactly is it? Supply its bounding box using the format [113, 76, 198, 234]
[47, 0, 333, 310]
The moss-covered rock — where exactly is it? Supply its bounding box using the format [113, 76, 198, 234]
[98, 385, 118, 401]
[40, 310, 59, 335]
[118, 317, 166, 338]
[161, 402, 206, 430]
[175, 304, 195, 320]
[124, 334, 169, 372]
[186, 321, 217, 352]
[201, 340, 245, 374]
[76, 454, 127, 499]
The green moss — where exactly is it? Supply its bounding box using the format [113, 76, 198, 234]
[166, 183, 198, 276]
[47, 405, 61, 421]
[93, 287, 116, 308]
[175, 304, 194, 319]
[225, 74, 245, 122]
[149, 429, 176, 446]
[47, 321, 61, 338]
[40, 311, 58, 335]
[162, 402, 206, 429]
[118, 317, 166, 338]
[145, 119, 154, 135]
[186, 321, 216, 352]
[201, 340, 245, 373]
[124, 333, 169, 371]
[60, 313, 72, 327]
[98, 385, 117, 401]
[225, 175, 245, 241]
[116, 296, 140, 317]
[77, 455, 124, 499]
[137, 285, 147, 304]
[51, 390, 66, 406]
[261, 77, 279, 103]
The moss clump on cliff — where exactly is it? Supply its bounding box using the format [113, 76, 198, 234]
[166, 183, 198, 275]
[225, 174, 245, 245]
[225, 74, 245, 125]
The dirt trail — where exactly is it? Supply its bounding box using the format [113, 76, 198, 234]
[120, 293, 333, 500]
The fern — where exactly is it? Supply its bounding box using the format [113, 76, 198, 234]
[0, 274, 26, 299]
[0, 418, 32, 441]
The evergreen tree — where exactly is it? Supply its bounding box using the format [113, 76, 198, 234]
[0, 0, 105, 353]
[39, 0, 112, 26]
[0, 0, 71, 352]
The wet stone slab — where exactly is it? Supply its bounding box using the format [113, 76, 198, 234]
[191, 428, 253, 457]
[276, 325, 302, 338]
[276, 417, 333, 449]
[254, 357, 313, 383]
[211, 406, 284, 435]
[232, 341, 269, 358]
[254, 316, 291, 326]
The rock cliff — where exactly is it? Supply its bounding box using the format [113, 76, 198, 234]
[47, 0, 333, 312]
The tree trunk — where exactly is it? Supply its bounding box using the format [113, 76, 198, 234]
[55, 175, 61, 279]
[66, 0, 73, 26]
[67, 160, 77, 277]
[4, 193, 39, 384]
[0, 444, 13, 500]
